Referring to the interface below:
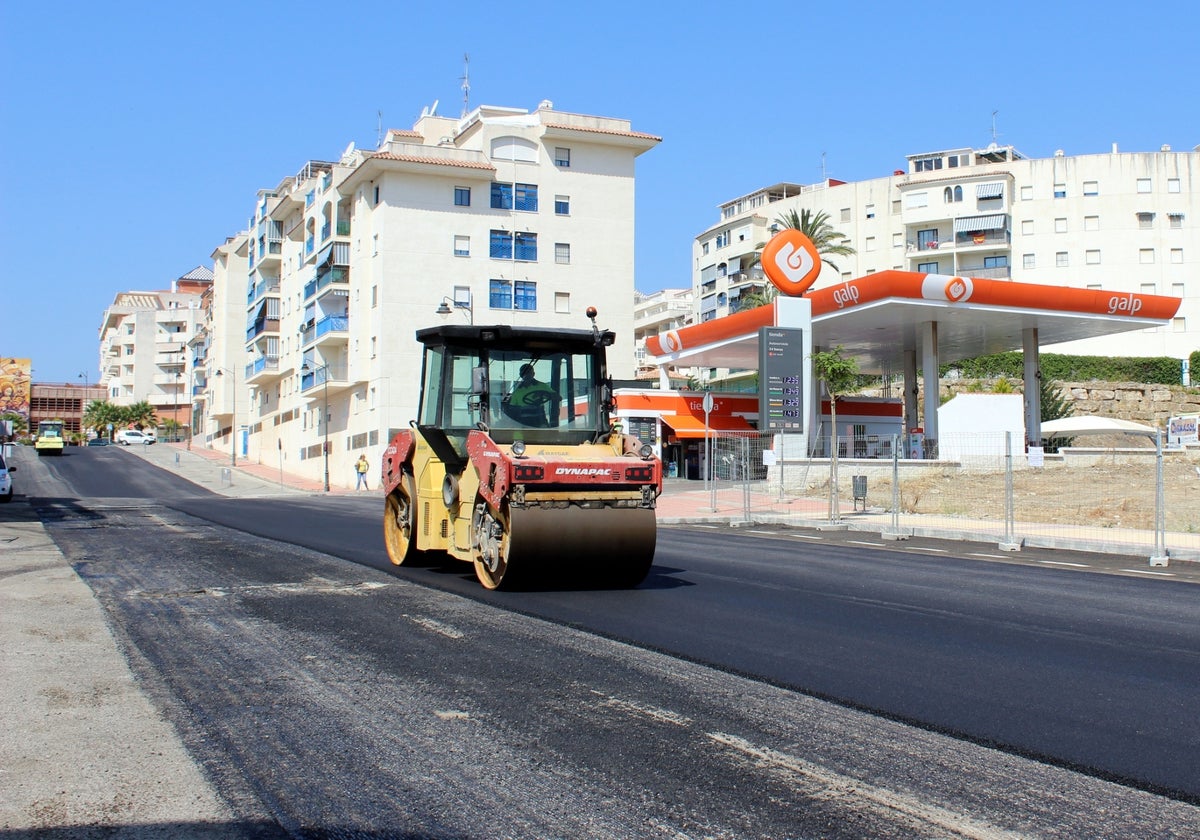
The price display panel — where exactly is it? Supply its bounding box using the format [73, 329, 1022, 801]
[758, 327, 804, 433]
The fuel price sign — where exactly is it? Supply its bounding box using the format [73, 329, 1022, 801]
[759, 327, 804, 432]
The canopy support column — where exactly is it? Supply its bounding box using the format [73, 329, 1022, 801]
[1022, 328, 1042, 448]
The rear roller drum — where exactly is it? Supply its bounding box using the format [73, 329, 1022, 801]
[383, 474, 418, 565]
[471, 500, 513, 590]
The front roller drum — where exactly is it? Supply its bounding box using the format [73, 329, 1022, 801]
[472, 501, 657, 590]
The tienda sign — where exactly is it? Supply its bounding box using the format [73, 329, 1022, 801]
[761, 229, 821, 297]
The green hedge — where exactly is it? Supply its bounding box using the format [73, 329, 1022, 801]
[941, 352, 1184, 385]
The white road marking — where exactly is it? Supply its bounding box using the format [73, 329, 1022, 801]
[1038, 560, 1091, 568]
[1120, 568, 1175, 577]
[847, 540, 880, 547]
[433, 710, 471, 721]
[590, 690, 692, 727]
[911, 547, 948, 553]
[789, 534, 823, 540]
[404, 614, 465, 639]
[968, 553, 1006, 560]
[707, 732, 1025, 840]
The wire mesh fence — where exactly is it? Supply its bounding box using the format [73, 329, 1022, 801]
[689, 430, 1200, 561]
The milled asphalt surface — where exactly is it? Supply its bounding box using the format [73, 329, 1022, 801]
[2, 439, 1193, 834]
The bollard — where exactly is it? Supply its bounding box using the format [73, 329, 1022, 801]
[221, 467, 232, 487]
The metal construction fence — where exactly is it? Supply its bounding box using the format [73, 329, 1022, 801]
[691, 430, 1200, 563]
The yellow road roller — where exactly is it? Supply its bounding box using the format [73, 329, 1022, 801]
[382, 308, 661, 589]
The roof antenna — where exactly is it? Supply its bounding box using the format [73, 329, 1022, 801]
[377, 110, 383, 148]
[991, 110, 999, 146]
[460, 53, 471, 117]
[820, 151, 827, 182]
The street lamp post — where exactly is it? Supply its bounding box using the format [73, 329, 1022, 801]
[436, 295, 473, 324]
[214, 367, 237, 466]
[301, 361, 330, 492]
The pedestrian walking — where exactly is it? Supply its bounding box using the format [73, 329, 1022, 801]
[355, 453, 370, 490]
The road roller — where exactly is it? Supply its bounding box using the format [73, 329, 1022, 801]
[382, 307, 661, 589]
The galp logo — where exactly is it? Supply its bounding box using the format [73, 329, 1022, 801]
[920, 273, 974, 303]
[945, 277, 970, 302]
[832, 283, 860, 309]
[1107, 293, 1143, 316]
[761, 229, 821, 297]
[661, 329, 682, 353]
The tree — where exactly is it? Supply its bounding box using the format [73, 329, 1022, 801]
[124, 401, 158, 432]
[82, 400, 124, 439]
[1, 412, 28, 440]
[811, 346, 860, 523]
[1040, 378, 1074, 453]
[742, 209, 858, 309]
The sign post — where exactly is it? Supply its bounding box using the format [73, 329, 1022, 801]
[703, 391, 714, 506]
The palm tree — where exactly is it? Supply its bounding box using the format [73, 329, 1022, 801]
[82, 400, 124, 440]
[741, 209, 858, 309]
[811, 346, 860, 523]
[124, 401, 158, 433]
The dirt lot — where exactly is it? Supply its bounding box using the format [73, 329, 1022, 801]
[896, 450, 1200, 532]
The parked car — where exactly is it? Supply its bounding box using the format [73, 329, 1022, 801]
[115, 429, 154, 446]
[86, 437, 110, 446]
[0, 452, 14, 502]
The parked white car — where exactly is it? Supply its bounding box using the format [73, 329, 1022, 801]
[115, 429, 155, 446]
[0, 451, 14, 502]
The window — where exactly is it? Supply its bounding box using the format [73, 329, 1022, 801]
[555, 195, 570, 215]
[1083, 181, 1098, 196]
[892, 232, 903, 248]
[917, 261, 939, 273]
[489, 279, 512, 309]
[840, 208, 851, 222]
[917, 228, 939, 249]
[1056, 251, 1068, 267]
[490, 229, 512, 259]
[915, 157, 943, 172]
[701, 242, 709, 255]
[371, 285, 378, 307]
[1055, 217, 1067, 233]
[1140, 248, 1155, 264]
[1022, 253, 1036, 269]
[514, 280, 536, 311]
[1020, 185, 1033, 201]
[1086, 249, 1100, 265]
[555, 242, 570, 264]
[370, 336, 377, 358]
[372, 233, 379, 256]
[892, 200, 901, 214]
[1021, 220, 1034, 235]
[1168, 178, 1181, 194]
[1171, 248, 1183, 264]
[125, 346, 134, 355]
[454, 235, 470, 257]
[454, 187, 471, 206]
[903, 192, 928, 209]
[1054, 183, 1066, 198]
[1173, 317, 1187, 332]
[983, 255, 1008, 268]
[373, 185, 380, 206]
[865, 236, 876, 252]
[1138, 212, 1155, 229]
[514, 231, 537, 261]
[1172, 283, 1186, 298]
[1084, 215, 1099, 231]
[715, 231, 730, 248]
[555, 292, 570, 314]
[555, 147, 570, 167]
[1169, 213, 1183, 229]
[1137, 178, 1152, 193]
[490, 182, 539, 211]
[452, 286, 471, 309]
[865, 204, 875, 218]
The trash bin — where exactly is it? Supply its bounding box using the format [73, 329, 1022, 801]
[852, 475, 867, 510]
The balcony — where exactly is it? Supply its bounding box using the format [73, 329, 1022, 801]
[959, 265, 1012, 280]
[256, 237, 283, 267]
[246, 317, 280, 341]
[300, 314, 349, 348]
[304, 266, 349, 301]
[953, 229, 1010, 250]
[245, 355, 281, 384]
[300, 364, 351, 396]
[248, 278, 281, 305]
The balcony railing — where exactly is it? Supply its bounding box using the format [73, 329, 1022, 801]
[245, 355, 280, 380]
[960, 265, 1012, 280]
[337, 219, 351, 236]
[300, 314, 349, 346]
[304, 266, 349, 301]
[246, 317, 280, 341]
[954, 230, 1010, 249]
[301, 364, 345, 391]
[248, 279, 281, 304]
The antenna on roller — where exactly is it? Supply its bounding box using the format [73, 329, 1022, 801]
[460, 53, 471, 117]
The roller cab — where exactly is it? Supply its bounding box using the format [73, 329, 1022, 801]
[383, 312, 661, 589]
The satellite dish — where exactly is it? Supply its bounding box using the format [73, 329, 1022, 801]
[341, 141, 355, 158]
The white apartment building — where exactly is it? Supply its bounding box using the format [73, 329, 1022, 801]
[633, 288, 693, 378]
[201, 101, 659, 486]
[97, 267, 211, 426]
[693, 143, 1198, 365]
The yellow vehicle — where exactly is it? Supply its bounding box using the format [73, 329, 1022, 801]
[382, 308, 662, 589]
[35, 419, 66, 456]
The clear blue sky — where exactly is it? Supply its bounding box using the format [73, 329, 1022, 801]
[3, 1, 1196, 384]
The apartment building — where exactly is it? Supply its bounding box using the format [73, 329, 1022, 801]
[693, 143, 1198, 364]
[633, 288, 693, 378]
[97, 268, 211, 425]
[200, 101, 659, 486]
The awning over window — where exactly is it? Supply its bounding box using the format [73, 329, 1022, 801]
[661, 413, 756, 439]
[954, 214, 1007, 233]
[976, 182, 1004, 199]
[315, 244, 334, 266]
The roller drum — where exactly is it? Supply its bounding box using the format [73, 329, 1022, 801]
[503, 505, 657, 588]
